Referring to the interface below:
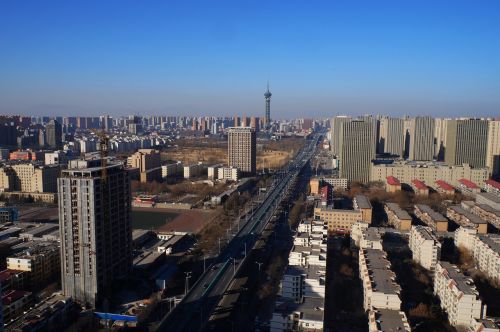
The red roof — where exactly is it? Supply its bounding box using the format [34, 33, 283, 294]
[486, 179, 500, 190]
[436, 180, 454, 191]
[386, 176, 401, 186]
[2, 290, 29, 305]
[458, 178, 479, 189]
[411, 179, 428, 190]
[0, 269, 24, 283]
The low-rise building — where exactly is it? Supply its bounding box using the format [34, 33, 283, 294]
[414, 204, 448, 232]
[458, 178, 481, 196]
[351, 221, 370, 248]
[409, 225, 441, 273]
[385, 176, 401, 193]
[368, 309, 411, 332]
[468, 203, 500, 229]
[161, 162, 183, 178]
[359, 227, 383, 250]
[217, 166, 239, 181]
[359, 249, 402, 311]
[2, 290, 33, 322]
[314, 206, 364, 233]
[183, 163, 205, 179]
[6, 242, 60, 291]
[270, 297, 324, 332]
[446, 205, 488, 234]
[469, 318, 500, 332]
[321, 177, 348, 190]
[435, 180, 455, 195]
[484, 179, 500, 195]
[385, 203, 412, 230]
[434, 261, 485, 328]
[476, 192, 500, 211]
[411, 179, 429, 197]
[354, 194, 373, 223]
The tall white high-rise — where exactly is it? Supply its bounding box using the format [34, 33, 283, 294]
[445, 119, 488, 168]
[379, 117, 404, 157]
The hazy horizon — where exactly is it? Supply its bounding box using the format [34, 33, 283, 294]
[1, 1, 499, 118]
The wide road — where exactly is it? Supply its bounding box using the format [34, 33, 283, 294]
[156, 134, 320, 332]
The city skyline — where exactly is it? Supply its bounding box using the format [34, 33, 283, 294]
[1, 1, 500, 117]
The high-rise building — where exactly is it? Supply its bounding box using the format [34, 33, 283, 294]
[486, 119, 500, 179]
[58, 158, 132, 308]
[127, 149, 162, 182]
[339, 120, 375, 183]
[330, 116, 351, 157]
[445, 119, 488, 168]
[264, 82, 272, 128]
[379, 117, 404, 157]
[409, 116, 435, 161]
[250, 116, 260, 132]
[228, 127, 256, 175]
[434, 118, 450, 160]
[45, 119, 62, 149]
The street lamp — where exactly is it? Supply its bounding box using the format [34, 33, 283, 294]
[255, 261, 263, 272]
[230, 257, 236, 276]
[184, 271, 192, 295]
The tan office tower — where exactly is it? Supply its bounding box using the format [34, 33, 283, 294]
[228, 127, 256, 175]
[339, 120, 375, 183]
[379, 117, 404, 157]
[58, 158, 132, 309]
[330, 116, 351, 156]
[445, 119, 488, 168]
[409, 116, 435, 161]
[486, 119, 500, 179]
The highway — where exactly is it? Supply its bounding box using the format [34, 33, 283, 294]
[156, 134, 319, 332]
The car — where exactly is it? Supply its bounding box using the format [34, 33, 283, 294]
[211, 265, 219, 271]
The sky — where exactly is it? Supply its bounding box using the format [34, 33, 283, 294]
[1, 0, 499, 118]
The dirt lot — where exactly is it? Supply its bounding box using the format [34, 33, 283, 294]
[132, 207, 217, 234]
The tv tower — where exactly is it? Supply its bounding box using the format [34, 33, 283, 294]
[264, 82, 272, 128]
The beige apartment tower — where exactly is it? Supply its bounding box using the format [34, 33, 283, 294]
[339, 120, 375, 183]
[409, 116, 435, 161]
[228, 127, 256, 175]
[445, 119, 488, 168]
[486, 119, 500, 179]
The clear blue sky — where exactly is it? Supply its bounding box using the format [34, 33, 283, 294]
[1, 0, 499, 118]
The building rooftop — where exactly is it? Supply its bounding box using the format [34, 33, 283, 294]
[370, 309, 410, 332]
[478, 234, 500, 255]
[355, 194, 372, 209]
[385, 203, 411, 220]
[448, 205, 487, 225]
[411, 179, 428, 190]
[2, 289, 30, 305]
[0, 269, 25, 283]
[458, 178, 479, 189]
[386, 176, 400, 186]
[413, 225, 439, 242]
[436, 180, 454, 191]
[477, 192, 500, 204]
[438, 261, 478, 296]
[362, 249, 400, 295]
[415, 204, 447, 222]
[476, 204, 500, 217]
[485, 179, 500, 190]
[274, 297, 324, 322]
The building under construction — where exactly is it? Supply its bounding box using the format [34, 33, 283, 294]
[57, 157, 132, 308]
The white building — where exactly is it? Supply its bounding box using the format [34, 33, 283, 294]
[409, 225, 441, 273]
[217, 166, 239, 181]
[359, 249, 402, 311]
[434, 261, 485, 328]
[368, 309, 411, 332]
[161, 162, 183, 178]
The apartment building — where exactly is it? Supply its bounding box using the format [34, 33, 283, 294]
[409, 116, 435, 161]
[411, 179, 429, 197]
[385, 176, 401, 192]
[127, 149, 162, 182]
[409, 226, 441, 273]
[368, 309, 411, 332]
[161, 162, 183, 178]
[445, 119, 488, 168]
[271, 221, 326, 332]
[454, 227, 500, 284]
[476, 192, 500, 210]
[434, 261, 484, 328]
[384, 203, 412, 231]
[6, 242, 60, 290]
[446, 205, 488, 234]
[371, 161, 488, 188]
[435, 180, 455, 195]
[486, 119, 500, 179]
[217, 166, 239, 181]
[359, 248, 402, 311]
[351, 221, 370, 248]
[414, 204, 448, 232]
[314, 206, 363, 233]
[183, 163, 205, 179]
[484, 179, 500, 195]
[359, 227, 383, 250]
[0, 163, 60, 193]
[58, 158, 132, 308]
[354, 195, 373, 223]
[228, 127, 256, 175]
[465, 202, 500, 229]
[458, 178, 481, 197]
